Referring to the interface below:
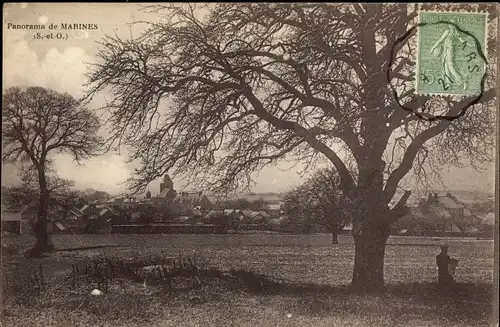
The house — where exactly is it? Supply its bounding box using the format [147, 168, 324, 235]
[270, 215, 289, 225]
[190, 208, 203, 220]
[68, 207, 84, 219]
[394, 193, 480, 236]
[57, 203, 114, 234]
[236, 210, 271, 224]
[105, 197, 126, 209]
[456, 207, 482, 232]
[121, 197, 141, 209]
[86, 211, 112, 234]
[478, 212, 495, 239]
[239, 210, 254, 221]
[203, 210, 229, 225]
[421, 204, 461, 234]
[53, 205, 86, 234]
[266, 203, 283, 217]
[223, 209, 247, 222]
[96, 206, 114, 221]
[479, 212, 495, 226]
[53, 214, 87, 234]
[342, 223, 353, 232]
[80, 204, 91, 215]
[393, 206, 430, 235]
[173, 191, 212, 215]
[426, 193, 478, 235]
[247, 211, 268, 224]
[258, 211, 271, 221]
[204, 210, 222, 221]
[223, 209, 238, 216]
[106, 197, 141, 210]
[1, 204, 36, 235]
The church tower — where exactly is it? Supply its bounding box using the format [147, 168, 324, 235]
[160, 174, 174, 193]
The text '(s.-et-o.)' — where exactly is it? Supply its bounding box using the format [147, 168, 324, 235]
[6, 22, 99, 41]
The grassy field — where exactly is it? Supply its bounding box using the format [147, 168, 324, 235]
[1, 234, 496, 327]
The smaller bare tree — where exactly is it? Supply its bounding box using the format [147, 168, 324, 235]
[283, 167, 351, 244]
[2, 86, 102, 256]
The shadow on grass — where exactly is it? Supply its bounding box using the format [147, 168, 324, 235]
[229, 268, 493, 300]
[55, 245, 125, 252]
[254, 272, 493, 324]
[210, 269, 493, 325]
[18, 245, 125, 258]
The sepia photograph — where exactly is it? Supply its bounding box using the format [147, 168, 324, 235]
[1, 3, 498, 327]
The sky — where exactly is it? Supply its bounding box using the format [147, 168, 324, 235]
[2, 3, 496, 197]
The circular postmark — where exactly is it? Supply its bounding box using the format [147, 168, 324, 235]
[387, 17, 488, 122]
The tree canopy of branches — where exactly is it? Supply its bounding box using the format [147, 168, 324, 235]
[81, 188, 112, 202]
[86, 3, 497, 291]
[2, 86, 102, 255]
[218, 197, 269, 211]
[134, 203, 178, 224]
[283, 167, 350, 244]
[1, 185, 38, 208]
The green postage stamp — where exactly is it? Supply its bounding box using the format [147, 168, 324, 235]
[416, 11, 487, 96]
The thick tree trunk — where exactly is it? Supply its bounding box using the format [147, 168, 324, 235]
[29, 169, 54, 256]
[351, 232, 388, 292]
[350, 188, 391, 293]
[346, 152, 409, 292]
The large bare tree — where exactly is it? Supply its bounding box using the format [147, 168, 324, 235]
[2, 87, 102, 256]
[86, 3, 496, 291]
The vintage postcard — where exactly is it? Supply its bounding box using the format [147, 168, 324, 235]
[2, 3, 498, 327]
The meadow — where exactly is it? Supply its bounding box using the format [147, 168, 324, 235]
[1, 234, 496, 327]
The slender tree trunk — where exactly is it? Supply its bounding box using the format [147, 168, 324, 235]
[30, 169, 54, 256]
[331, 230, 339, 244]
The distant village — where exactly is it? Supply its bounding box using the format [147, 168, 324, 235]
[1, 174, 495, 239]
[2, 175, 285, 235]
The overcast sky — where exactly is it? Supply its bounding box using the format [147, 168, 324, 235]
[2, 3, 496, 196]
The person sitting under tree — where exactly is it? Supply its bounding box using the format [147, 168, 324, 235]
[436, 245, 458, 287]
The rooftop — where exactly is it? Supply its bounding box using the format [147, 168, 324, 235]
[436, 195, 464, 209]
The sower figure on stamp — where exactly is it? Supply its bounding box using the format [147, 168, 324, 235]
[436, 245, 458, 287]
[429, 19, 468, 91]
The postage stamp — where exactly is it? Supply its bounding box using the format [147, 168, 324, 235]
[416, 11, 488, 96]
